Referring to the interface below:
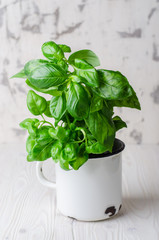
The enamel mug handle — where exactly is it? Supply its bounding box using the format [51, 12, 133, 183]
[36, 162, 56, 189]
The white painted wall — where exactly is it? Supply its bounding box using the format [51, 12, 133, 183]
[0, 0, 159, 144]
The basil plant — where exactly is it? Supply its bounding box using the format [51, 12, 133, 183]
[12, 41, 141, 170]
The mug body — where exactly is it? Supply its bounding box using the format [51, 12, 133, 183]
[55, 151, 122, 221]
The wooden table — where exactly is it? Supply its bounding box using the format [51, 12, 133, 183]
[0, 143, 159, 240]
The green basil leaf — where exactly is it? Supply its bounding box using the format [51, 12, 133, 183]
[19, 118, 39, 129]
[72, 59, 99, 87]
[26, 79, 62, 96]
[95, 70, 133, 100]
[90, 94, 103, 113]
[58, 44, 71, 53]
[58, 81, 68, 91]
[24, 59, 49, 76]
[59, 159, 71, 171]
[42, 41, 64, 60]
[69, 75, 83, 83]
[57, 59, 68, 71]
[61, 112, 74, 125]
[67, 82, 90, 120]
[108, 87, 141, 110]
[50, 92, 66, 119]
[28, 140, 54, 161]
[27, 90, 47, 115]
[69, 143, 88, 170]
[102, 100, 114, 118]
[51, 140, 63, 163]
[36, 126, 53, 146]
[11, 69, 26, 79]
[26, 136, 36, 154]
[19, 118, 40, 136]
[49, 126, 70, 142]
[61, 143, 79, 162]
[57, 127, 70, 142]
[104, 100, 114, 115]
[48, 128, 56, 138]
[113, 116, 127, 131]
[86, 131, 96, 145]
[54, 119, 59, 127]
[28, 63, 68, 89]
[85, 111, 115, 151]
[26, 127, 53, 156]
[49, 58, 68, 71]
[68, 49, 100, 67]
[86, 141, 108, 154]
[44, 101, 52, 118]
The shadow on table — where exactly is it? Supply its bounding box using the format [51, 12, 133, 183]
[121, 195, 159, 218]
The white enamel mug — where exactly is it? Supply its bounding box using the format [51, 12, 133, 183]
[36, 139, 125, 221]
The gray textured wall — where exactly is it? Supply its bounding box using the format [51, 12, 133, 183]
[0, 0, 159, 144]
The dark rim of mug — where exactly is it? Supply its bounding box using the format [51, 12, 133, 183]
[88, 138, 125, 159]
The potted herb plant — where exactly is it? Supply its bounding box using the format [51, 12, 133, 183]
[12, 41, 141, 221]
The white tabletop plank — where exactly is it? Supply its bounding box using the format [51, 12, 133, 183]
[0, 144, 159, 240]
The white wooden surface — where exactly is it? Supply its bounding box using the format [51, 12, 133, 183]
[0, 143, 159, 240]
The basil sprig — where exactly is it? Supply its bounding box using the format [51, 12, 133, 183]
[11, 41, 141, 170]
